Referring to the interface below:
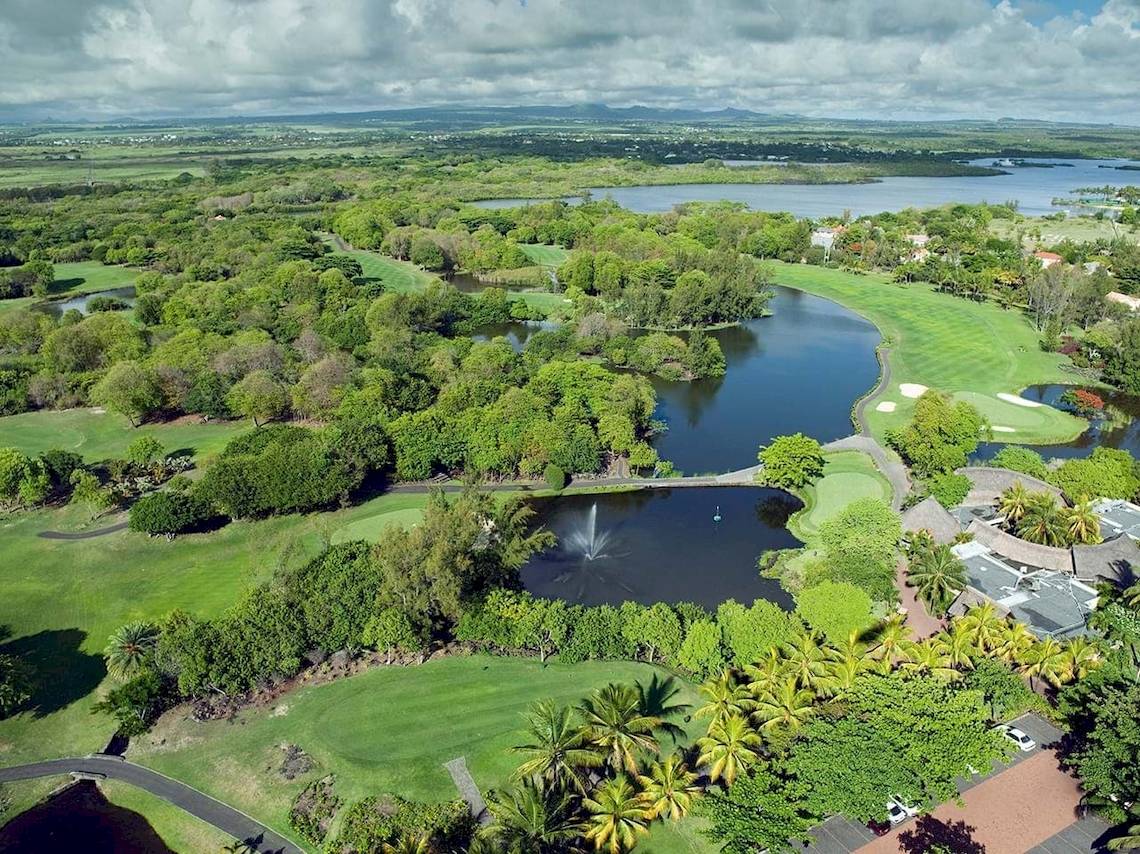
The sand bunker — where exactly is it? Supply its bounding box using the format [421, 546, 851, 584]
[997, 393, 1042, 408]
[875, 401, 897, 413]
[991, 426, 1016, 433]
[899, 383, 928, 399]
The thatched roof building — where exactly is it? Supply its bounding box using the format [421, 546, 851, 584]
[901, 497, 962, 545]
[1073, 534, 1140, 586]
[957, 467, 1066, 507]
[965, 519, 1074, 573]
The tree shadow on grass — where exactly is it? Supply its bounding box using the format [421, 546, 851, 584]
[898, 815, 986, 854]
[0, 628, 106, 719]
[46, 277, 85, 295]
[0, 780, 176, 854]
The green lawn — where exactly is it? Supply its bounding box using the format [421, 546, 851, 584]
[0, 491, 428, 769]
[787, 451, 892, 543]
[329, 502, 425, 544]
[768, 261, 1088, 445]
[0, 262, 138, 315]
[133, 655, 702, 852]
[520, 243, 570, 267]
[988, 215, 1140, 246]
[0, 409, 247, 465]
[100, 780, 232, 853]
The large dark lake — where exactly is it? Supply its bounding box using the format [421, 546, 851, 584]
[520, 487, 801, 609]
[474, 158, 1140, 218]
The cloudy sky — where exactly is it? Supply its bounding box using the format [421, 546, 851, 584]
[1, 0, 1138, 123]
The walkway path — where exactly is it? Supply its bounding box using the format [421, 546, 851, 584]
[822, 435, 911, 509]
[37, 521, 128, 540]
[853, 345, 892, 435]
[390, 463, 766, 494]
[443, 756, 490, 825]
[0, 755, 302, 854]
[894, 560, 944, 640]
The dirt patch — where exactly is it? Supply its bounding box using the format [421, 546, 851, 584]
[279, 743, 314, 780]
[289, 775, 340, 846]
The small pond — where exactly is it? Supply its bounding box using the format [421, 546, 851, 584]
[474, 158, 1140, 218]
[520, 486, 801, 609]
[471, 319, 559, 351]
[974, 383, 1140, 462]
[35, 286, 137, 319]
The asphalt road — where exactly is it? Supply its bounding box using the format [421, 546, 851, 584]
[0, 755, 303, 854]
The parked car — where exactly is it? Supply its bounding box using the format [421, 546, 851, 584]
[997, 724, 1037, 752]
[886, 796, 919, 826]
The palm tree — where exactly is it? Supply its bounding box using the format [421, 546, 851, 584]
[696, 714, 761, 786]
[637, 753, 701, 822]
[904, 528, 936, 562]
[997, 482, 1031, 527]
[781, 630, 830, 691]
[481, 778, 584, 853]
[512, 699, 601, 792]
[694, 671, 754, 727]
[578, 683, 662, 776]
[1018, 499, 1067, 547]
[221, 841, 258, 854]
[636, 674, 689, 743]
[959, 603, 1007, 653]
[899, 640, 958, 681]
[1059, 637, 1103, 684]
[752, 678, 816, 736]
[868, 614, 914, 670]
[744, 648, 786, 698]
[104, 621, 160, 680]
[1020, 637, 1068, 690]
[1062, 496, 1103, 545]
[907, 544, 967, 615]
[381, 834, 430, 854]
[933, 622, 977, 671]
[1108, 822, 1140, 851]
[582, 775, 652, 854]
[994, 622, 1037, 665]
[1123, 583, 1140, 610]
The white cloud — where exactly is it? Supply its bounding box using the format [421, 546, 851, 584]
[0, 0, 1137, 122]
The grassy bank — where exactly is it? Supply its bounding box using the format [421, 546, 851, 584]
[787, 451, 893, 543]
[0, 492, 429, 768]
[768, 261, 1088, 445]
[0, 262, 138, 315]
[133, 655, 702, 851]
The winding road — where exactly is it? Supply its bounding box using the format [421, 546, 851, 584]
[0, 755, 303, 854]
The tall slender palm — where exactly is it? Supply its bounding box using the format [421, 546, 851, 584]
[694, 671, 754, 727]
[933, 622, 977, 671]
[578, 683, 663, 776]
[381, 834, 430, 854]
[1107, 822, 1140, 851]
[1059, 637, 1103, 684]
[1020, 637, 1068, 690]
[104, 621, 160, 680]
[959, 603, 1007, 653]
[1123, 583, 1140, 610]
[696, 714, 761, 786]
[512, 699, 601, 793]
[907, 544, 967, 615]
[900, 640, 958, 681]
[868, 614, 914, 671]
[781, 630, 830, 691]
[582, 775, 652, 854]
[994, 622, 1037, 665]
[636, 675, 689, 744]
[1062, 497, 1103, 545]
[1018, 499, 1067, 547]
[636, 754, 701, 822]
[997, 482, 1031, 527]
[481, 778, 584, 853]
[752, 678, 816, 736]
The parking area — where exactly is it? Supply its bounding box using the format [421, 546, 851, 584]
[797, 714, 1093, 854]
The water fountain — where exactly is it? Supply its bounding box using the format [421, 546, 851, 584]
[565, 502, 612, 561]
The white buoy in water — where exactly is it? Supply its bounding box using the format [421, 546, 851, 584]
[713, 505, 722, 523]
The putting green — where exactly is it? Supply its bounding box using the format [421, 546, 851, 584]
[954, 391, 1084, 439]
[330, 507, 424, 544]
[788, 451, 892, 542]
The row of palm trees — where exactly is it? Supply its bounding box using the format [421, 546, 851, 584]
[476, 680, 699, 853]
[691, 606, 1102, 787]
[998, 482, 1102, 546]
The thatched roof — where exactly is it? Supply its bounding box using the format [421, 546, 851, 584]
[1073, 534, 1140, 586]
[956, 467, 1066, 508]
[965, 519, 1074, 573]
[901, 497, 962, 545]
[948, 586, 1011, 620]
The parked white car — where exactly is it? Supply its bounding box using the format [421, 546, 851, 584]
[997, 724, 1037, 752]
[886, 795, 919, 825]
